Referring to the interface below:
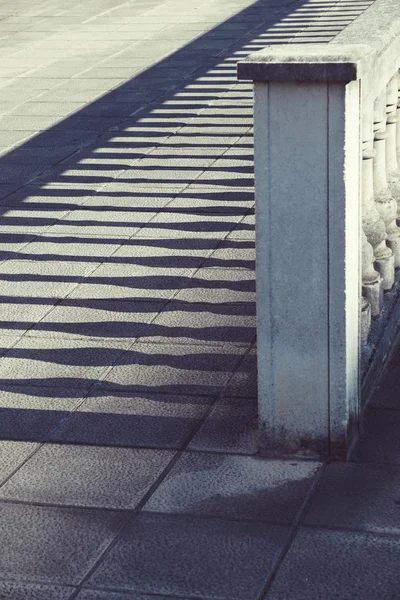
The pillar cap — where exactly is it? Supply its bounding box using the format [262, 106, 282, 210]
[237, 44, 369, 82]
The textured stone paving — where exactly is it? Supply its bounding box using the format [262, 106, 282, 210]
[1, 0, 399, 598]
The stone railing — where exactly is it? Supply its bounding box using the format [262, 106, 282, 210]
[237, 0, 400, 459]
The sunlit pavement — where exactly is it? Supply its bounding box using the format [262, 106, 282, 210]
[0, 0, 399, 598]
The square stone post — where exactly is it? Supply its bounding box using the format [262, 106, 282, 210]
[238, 46, 363, 459]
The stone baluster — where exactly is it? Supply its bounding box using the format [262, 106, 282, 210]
[386, 75, 400, 211]
[362, 104, 394, 291]
[373, 89, 400, 269]
[361, 228, 383, 318]
[361, 297, 371, 345]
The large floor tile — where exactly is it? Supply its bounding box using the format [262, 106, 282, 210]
[0, 257, 96, 278]
[224, 348, 257, 397]
[49, 391, 212, 449]
[109, 236, 217, 269]
[77, 591, 181, 600]
[0, 209, 62, 232]
[0, 336, 21, 357]
[0, 440, 37, 483]
[81, 194, 173, 211]
[0, 385, 85, 441]
[138, 299, 255, 345]
[89, 512, 289, 600]
[266, 527, 400, 600]
[189, 394, 258, 454]
[17, 231, 126, 258]
[136, 211, 244, 239]
[49, 209, 155, 237]
[351, 408, 400, 464]
[0, 232, 35, 259]
[0, 298, 57, 338]
[0, 261, 82, 299]
[0, 338, 131, 388]
[145, 452, 321, 523]
[226, 213, 254, 240]
[0, 581, 74, 600]
[305, 462, 400, 534]
[26, 300, 165, 340]
[0, 444, 175, 509]
[174, 268, 255, 304]
[0, 502, 127, 584]
[206, 238, 255, 269]
[368, 365, 400, 410]
[103, 342, 245, 396]
[67, 263, 197, 301]
[0, 184, 22, 202]
[165, 192, 253, 212]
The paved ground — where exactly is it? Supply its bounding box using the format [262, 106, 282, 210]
[1, 0, 400, 598]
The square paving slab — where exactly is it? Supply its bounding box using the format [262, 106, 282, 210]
[352, 408, 400, 464]
[0, 440, 38, 484]
[0, 385, 85, 441]
[138, 299, 256, 346]
[304, 462, 400, 535]
[0, 582, 74, 600]
[103, 342, 246, 396]
[0, 502, 127, 584]
[144, 452, 321, 523]
[189, 394, 258, 454]
[266, 527, 400, 600]
[88, 512, 289, 600]
[49, 390, 213, 449]
[76, 591, 184, 600]
[26, 300, 165, 341]
[0, 337, 132, 389]
[0, 444, 175, 509]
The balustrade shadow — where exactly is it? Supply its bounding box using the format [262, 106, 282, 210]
[0, 0, 372, 447]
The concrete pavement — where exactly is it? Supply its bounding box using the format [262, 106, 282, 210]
[0, 0, 399, 598]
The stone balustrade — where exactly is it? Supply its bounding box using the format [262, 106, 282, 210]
[237, 0, 400, 459]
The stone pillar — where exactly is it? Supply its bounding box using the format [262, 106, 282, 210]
[252, 79, 360, 459]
